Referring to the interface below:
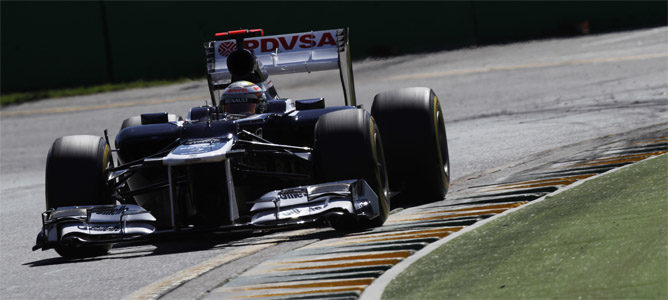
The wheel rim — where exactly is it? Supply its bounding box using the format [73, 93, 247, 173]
[374, 130, 390, 203]
[436, 109, 450, 182]
[370, 118, 390, 218]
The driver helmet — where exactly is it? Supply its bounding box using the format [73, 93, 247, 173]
[220, 81, 266, 114]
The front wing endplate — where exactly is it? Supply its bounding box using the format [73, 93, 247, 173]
[250, 179, 380, 226]
[33, 204, 156, 251]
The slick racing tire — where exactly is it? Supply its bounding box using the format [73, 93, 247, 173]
[120, 113, 180, 130]
[371, 87, 450, 203]
[45, 135, 114, 258]
[314, 109, 390, 231]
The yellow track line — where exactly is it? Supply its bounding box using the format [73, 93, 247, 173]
[345, 226, 464, 239]
[562, 151, 667, 165]
[489, 175, 594, 189]
[565, 151, 668, 168]
[356, 231, 455, 244]
[389, 208, 508, 223]
[0, 94, 207, 117]
[313, 227, 462, 248]
[632, 137, 668, 145]
[235, 286, 366, 299]
[386, 52, 668, 81]
[232, 278, 374, 291]
[486, 180, 576, 191]
[275, 259, 402, 272]
[483, 174, 597, 191]
[274, 251, 412, 265]
[6, 53, 665, 118]
[402, 202, 527, 217]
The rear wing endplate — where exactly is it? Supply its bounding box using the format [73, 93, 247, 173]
[204, 28, 356, 106]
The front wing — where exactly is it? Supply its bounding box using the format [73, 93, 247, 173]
[33, 179, 379, 251]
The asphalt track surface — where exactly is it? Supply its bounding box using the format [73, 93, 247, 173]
[1, 27, 666, 299]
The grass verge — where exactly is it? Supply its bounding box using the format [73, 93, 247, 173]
[384, 154, 668, 299]
[0, 78, 196, 107]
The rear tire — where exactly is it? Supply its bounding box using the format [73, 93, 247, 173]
[372, 87, 450, 204]
[314, 109, 390, 231]
[45, 135, 114, 258]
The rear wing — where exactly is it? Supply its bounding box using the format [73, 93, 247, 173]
[204, 28, 357, 106]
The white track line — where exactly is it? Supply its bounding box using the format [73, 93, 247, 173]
[124, 229, 316, 300]
[124, 241, 278, 300]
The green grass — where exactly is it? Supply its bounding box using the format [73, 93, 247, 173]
[384, 154, 668, 299]
[0, 78, 196, 107]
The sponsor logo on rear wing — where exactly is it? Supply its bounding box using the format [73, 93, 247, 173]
[204, 28, 356, 106]
[206, 29, 343, 81]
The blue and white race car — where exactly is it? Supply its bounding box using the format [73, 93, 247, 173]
[34, 28, 450, 258]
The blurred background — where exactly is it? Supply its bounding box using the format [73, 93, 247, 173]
[1, 1, 666, 94]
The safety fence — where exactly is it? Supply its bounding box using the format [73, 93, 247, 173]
[1, 1, 665, 93]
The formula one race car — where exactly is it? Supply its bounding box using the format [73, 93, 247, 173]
[34, 28, 450, 258]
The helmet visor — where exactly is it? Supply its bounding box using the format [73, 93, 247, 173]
[224, 103, 257, 114]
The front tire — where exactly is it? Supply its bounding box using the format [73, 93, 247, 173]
[45, 135, 114, 258]
[372, 87, 450, 204]
[314, 109, 390, 230]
